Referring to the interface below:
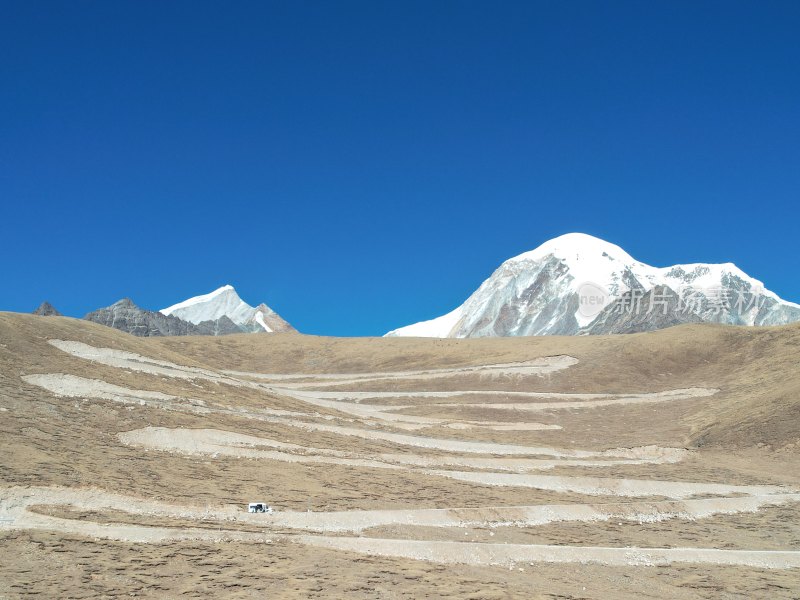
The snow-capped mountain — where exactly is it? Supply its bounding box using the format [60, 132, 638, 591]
[386, 233, 800, 338]
[161, 285, 294, 334]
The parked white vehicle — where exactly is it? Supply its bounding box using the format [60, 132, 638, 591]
[248, 502, 273, 514]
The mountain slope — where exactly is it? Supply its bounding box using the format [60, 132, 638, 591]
[387, 233, 800, 337]
[161, 285, 294, 334]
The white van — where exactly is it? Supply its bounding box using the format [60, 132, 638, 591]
[248, 502, 273, 514]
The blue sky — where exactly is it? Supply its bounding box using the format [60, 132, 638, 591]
[1, 1, 798, 336]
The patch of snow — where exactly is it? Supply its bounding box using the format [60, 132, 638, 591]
[160, 285, 234, 313]
[386, 306, 464, 337]
[254, 310, 272, 332]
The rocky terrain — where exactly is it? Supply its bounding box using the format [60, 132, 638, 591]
[32, 302, 61, 317]
[84, 298, 207, 336]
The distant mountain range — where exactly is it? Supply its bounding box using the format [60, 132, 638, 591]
[386, 233, 800, 337]
[80, 285, 294, 337]
[28, 233, 800, 338]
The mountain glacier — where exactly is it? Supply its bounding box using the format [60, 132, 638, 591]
[386, 233, 800, 337]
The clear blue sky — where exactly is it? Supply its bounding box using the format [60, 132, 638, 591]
[1, 1, 798, 336]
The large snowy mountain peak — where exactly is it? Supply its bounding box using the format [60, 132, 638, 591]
[387, 233, 800, 338]
[505, 233, 660, 301]
[510, 232, 636, 265]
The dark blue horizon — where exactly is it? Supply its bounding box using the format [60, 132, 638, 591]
[2, 1, 799, 336]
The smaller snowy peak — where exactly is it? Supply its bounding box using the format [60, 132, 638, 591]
[161, 285, 294, 334]
[161, 285, 253, 325]
[160, 285, 236, 314]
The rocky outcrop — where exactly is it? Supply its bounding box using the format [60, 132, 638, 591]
[84, 299, 203, 337]
[32, 302, 62, 317]
[195, 315, 244, 336]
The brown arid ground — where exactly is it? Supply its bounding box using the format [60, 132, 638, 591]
[1, 312, 799, 599]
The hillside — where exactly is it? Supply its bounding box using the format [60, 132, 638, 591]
[1, 313, 799, 597]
